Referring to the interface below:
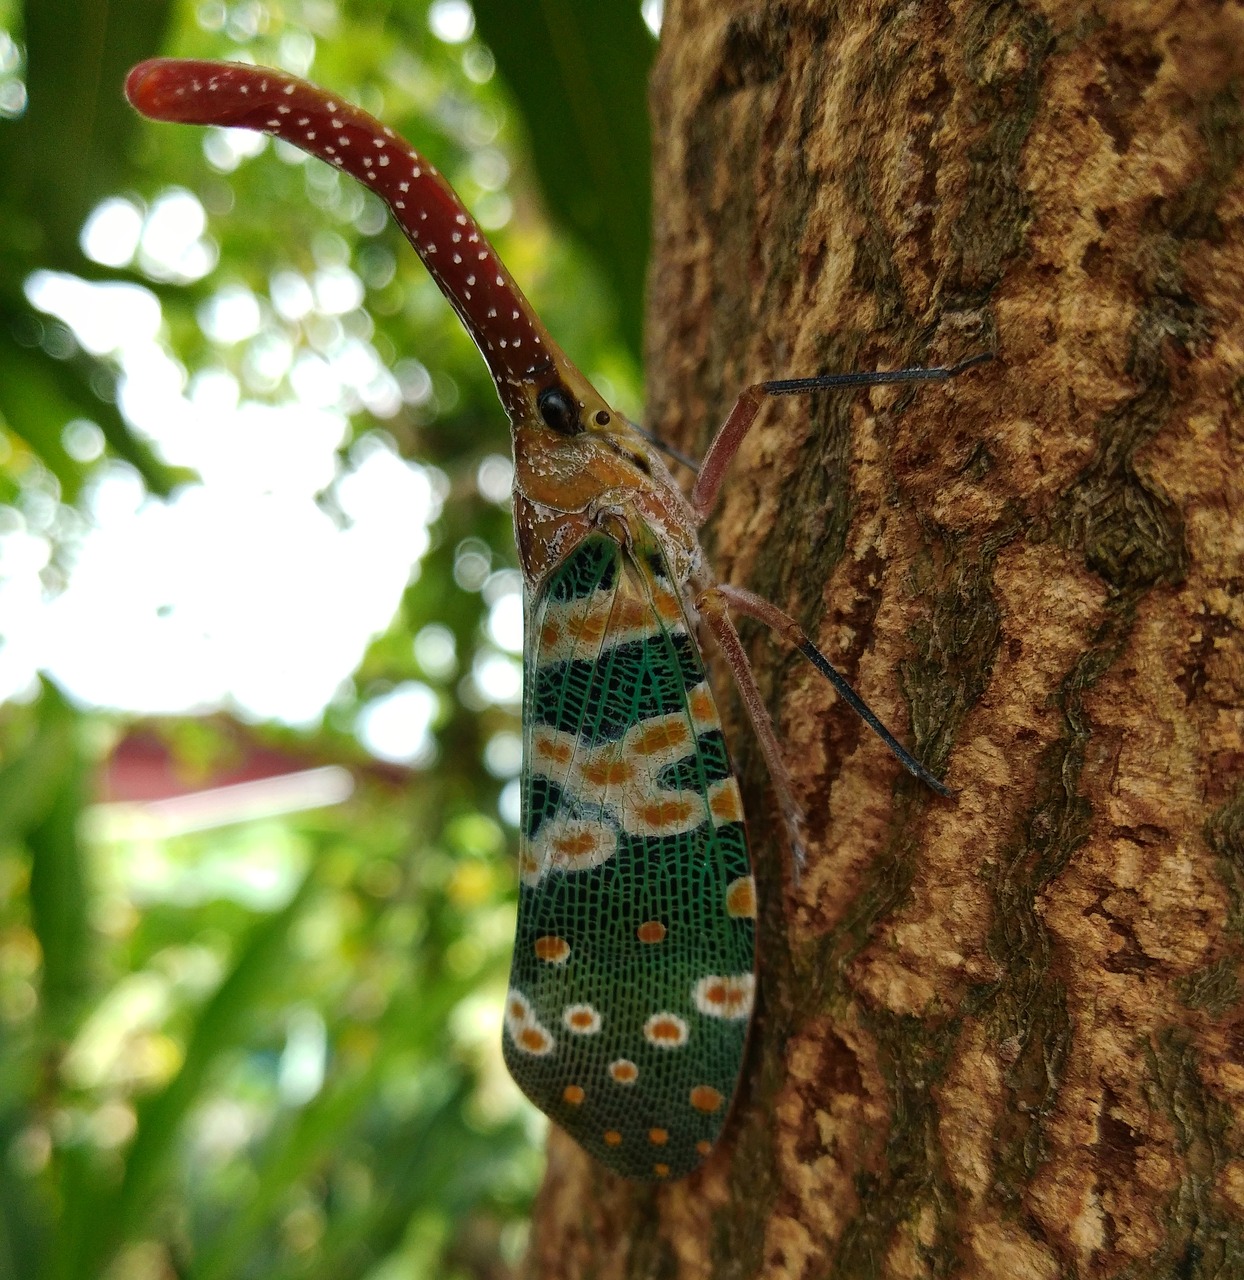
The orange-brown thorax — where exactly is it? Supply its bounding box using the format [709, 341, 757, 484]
[503, 345, 701, 590]
[511, 418, 700, 589]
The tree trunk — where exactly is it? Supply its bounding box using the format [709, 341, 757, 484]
[522, 1, 1244, 1275]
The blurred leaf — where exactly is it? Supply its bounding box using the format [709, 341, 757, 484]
[468, 0, 655, 359]
[0, 677, 77, 847]
[0, 328, 91, 500]
[1, 0, 176, 270]
[0, 313, 190, 499]
[23, 681, 93, 1032]
[0, 1113, 47, 1280]
[267, 1077, 523, 1280]
[61, 876, 315, 1280]
[189, 969, 474, 1280]
[0, 0, 188, 497]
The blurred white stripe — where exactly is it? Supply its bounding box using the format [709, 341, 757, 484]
[88, 765, 354, 840]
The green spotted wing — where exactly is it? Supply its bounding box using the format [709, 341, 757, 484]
[503, 529, 758, 1181]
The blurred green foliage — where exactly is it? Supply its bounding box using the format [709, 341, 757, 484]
[0, 1, 654, 1277]
[469, 0, 653, 357]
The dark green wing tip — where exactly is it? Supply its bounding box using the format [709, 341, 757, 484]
[594, 1143, 712, 1183]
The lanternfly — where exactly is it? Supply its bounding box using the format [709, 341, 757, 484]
[126, 58, 986, 1181]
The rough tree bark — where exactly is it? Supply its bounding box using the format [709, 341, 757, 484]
[522, 2, 1244, 1276]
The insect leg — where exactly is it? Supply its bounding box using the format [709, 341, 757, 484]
[689, 352, 990, 522]
[693, 586, 809, 872]
[703, 582, 952, 798]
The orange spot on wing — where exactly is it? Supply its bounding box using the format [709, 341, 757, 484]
[637, 920, 667, 944]
[709, 778, 744, 823]
[653, 1162, 671, 1177]
[533, 935, 570, 963]
[604, 1130, 623, 1147]
[581, 755, 637, 786]
[646, 1016, 686, 1043]
[562, 1003, 601, 1034]
[566, 611, 608, 645]
[544, 819, 615, 872]
[726, 876, 757, 918]
[539, 619, 561, 648]
[535, 736, 574, 765]
[609, 1059, 638, 1083]
[612, 596, 652, 630]
[692, 974, 754, 1018]
[519, 1027, 551, 1052]
[696, 1140, 713, 1156]
[563, 1085, 585, 1105]
[653, 585, 684, 623]
[688, 685, 718, 728]
[554, 830, 604, 857]
[648, 1128, 669, 1145]
[637, 797, 698, 829]
[631, 720, 691, 756]
[690, 1085, 724, 1113]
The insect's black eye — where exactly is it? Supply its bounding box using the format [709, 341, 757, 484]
[537, 386, 581, 435]
[594, 410, 610, 426]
